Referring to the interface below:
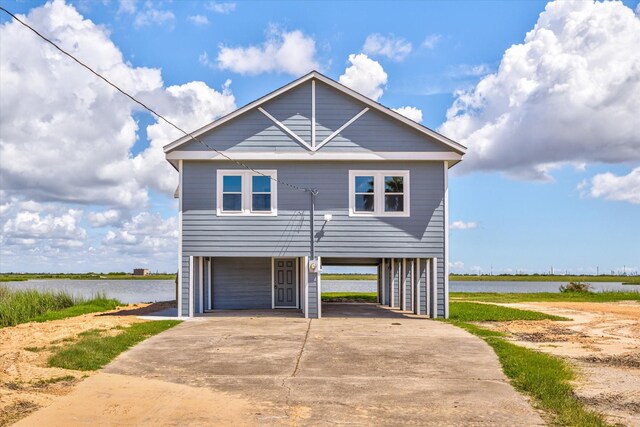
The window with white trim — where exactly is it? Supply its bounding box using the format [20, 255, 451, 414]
[216, 170, 277, 216]
[349, 170, 409, 217]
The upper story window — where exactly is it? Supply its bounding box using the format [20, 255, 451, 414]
[217, 170, 277, 216]
[349, 170, 410, 217]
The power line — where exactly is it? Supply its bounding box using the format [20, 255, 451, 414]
[0, 6, 311, 194]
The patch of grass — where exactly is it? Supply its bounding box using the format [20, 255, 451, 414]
[321, 292, 378, 303]
[321, 274, 377, 280]
[451, 291, 640, 303]
[451, 321, 610, 426]
[0, 285, 121, 327]
[450, 274, 640, 284]
[48, 320, 180, 371]
[450, 302, 569, 322]
[32, 375, 75, 387]
[32, 297, 119, 323]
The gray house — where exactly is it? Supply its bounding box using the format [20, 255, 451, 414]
[164, 71, 466, 319]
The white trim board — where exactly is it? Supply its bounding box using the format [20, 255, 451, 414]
[167, 151, 462, 162]
[164, 71, 466, 155]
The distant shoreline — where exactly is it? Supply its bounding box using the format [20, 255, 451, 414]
[321, 273, 639, 285]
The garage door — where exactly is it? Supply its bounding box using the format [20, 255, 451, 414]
[212, 257, 271, 309]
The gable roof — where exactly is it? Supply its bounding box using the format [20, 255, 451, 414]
[163, 71, 467, 155]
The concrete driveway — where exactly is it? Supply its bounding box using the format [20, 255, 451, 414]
[18, 303, 544, 426]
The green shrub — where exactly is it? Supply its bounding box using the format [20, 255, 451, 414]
[559, 282, 592, 293]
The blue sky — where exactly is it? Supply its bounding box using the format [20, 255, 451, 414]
[0, 0, 638, 274]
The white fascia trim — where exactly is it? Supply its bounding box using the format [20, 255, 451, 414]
[216, 169, 278, 216]
[348, 170, 410, 218]
[167, 151, 462, 162]
[314, 107, 369, 150]
[258, 107, 313, 151]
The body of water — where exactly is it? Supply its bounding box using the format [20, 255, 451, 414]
[1, 279, 175, 304]
[2, 279, 636, 304]
[322, 280, 635, 293]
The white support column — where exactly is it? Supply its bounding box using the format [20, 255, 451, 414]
[303, 256, 309, 319]
[177, 160, 183, 318]
[431, 257, 438, 318]
[390, 258, 395, 308]
[401, 258, 407, 311]
[208, 258, 213, 311]
[271, 257, 275, 309]
[444, 161, 450, 319]
[381, 259, 386, 306]
[317, 256, 322, 319]
[199, 257, 204, 314]
[188, 256, 194, 318]
[425, 258, 431, 318]
[414, 258, 420, 315]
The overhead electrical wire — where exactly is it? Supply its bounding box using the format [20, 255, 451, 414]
[0, 6, 312, 194]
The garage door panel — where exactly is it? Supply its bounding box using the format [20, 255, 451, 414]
[213, 257, 272, 309]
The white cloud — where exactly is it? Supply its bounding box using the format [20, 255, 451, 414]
[206, 2, 236, 14]
[421, 34, 442, 49]
[393, 106, 423, 123]
[86, 209, 122, 227]
[338, 54, 387, 101]
[0, 0, 236, 208]
[117, 0, 136, 14]
[449, 260, 464, 270]
[580, 167, 640, 204]
[362, 33, 412, 61]
[103, 212, 177, 253]
[3, 209, 86, 241]
[216, 27, 319, 76]
[450, 221, 478, 230]
[448, 63, 491, 77]
[132, 80, 236, 194]
[133, 2, 175, 29]
[439, 1, 640, 181]
[188, 15, 209, 26]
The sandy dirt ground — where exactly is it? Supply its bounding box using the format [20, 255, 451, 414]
[0, 302, 174, 426]
[481, 301, 640, 427]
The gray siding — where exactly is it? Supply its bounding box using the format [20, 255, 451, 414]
[182, 161, 444, 257]
[212, 258, 272, 309]
[173, 80, 449, 154]
[181, 160, 446, 317]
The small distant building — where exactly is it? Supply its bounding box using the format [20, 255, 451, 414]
[133, 268, 150, 276]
